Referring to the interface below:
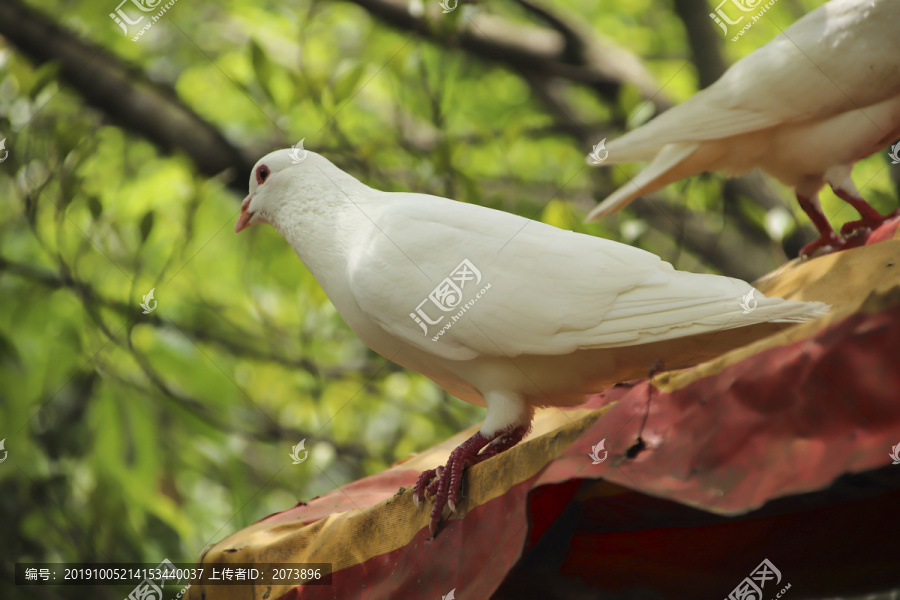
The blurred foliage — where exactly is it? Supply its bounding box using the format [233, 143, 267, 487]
[0, 0, 898, 597]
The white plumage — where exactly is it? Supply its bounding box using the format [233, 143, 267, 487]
[586, 0, 900, 255]
[236, 149, 828, 534]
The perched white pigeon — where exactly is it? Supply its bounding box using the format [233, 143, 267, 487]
[236, 149, 828, 535]
[585, 0, 900, 257]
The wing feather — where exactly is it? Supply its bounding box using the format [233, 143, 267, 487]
[348, 194, 825, 361]
[604, 0, 900, 158]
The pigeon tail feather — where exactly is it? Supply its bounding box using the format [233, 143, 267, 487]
[586, 143, 699, 221]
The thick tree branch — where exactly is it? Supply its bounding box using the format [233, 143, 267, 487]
[671, 0, 729, 89]
[508, 0, 588, 64]
[345, 0, 671, 110]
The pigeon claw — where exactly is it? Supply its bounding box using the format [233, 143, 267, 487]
[415, 424, 532, 538]
[840, 208, 900, 238]
[412, 468, 437, 509]
[799, 231, 846, 258]
[426, 440, 476, 537]
[840, 218, 875, 237]
[831, 187, 898, 238]
[413, 431, 495, 538]
[425, 477, 441, 499]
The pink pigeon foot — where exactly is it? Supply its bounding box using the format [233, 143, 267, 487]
[799, 232, 847, 258]
[830, 186, 898, 237]
[413, 424, 530, 537]
[840, 213, 900, 240]
[796, 194, 846, 257]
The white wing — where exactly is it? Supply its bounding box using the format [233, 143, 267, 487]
[604, 0, 900, 162]
[348, 193, 826, 361]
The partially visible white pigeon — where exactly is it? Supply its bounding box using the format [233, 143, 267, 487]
[586, 0, 900, 257]
[236, 149, 828, 535]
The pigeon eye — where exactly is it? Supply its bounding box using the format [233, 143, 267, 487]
[256, 165, 270, 185]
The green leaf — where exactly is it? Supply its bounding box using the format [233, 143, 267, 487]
[28, 62, 61, 100]
[332, 63, 367, 104]
[140, 210, 155, 244]
[87, 195, 103, 220]
[250, 40, 275, 103]
[0, 331, 21, 367]
[59, 172, 80, 212]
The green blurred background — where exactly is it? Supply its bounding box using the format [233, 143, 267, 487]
[0, 0, 897, 597]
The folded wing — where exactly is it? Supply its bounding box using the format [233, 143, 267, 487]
[348, 194, 827, 361]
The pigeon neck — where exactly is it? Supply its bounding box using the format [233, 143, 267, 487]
[271, 177, 373, 292]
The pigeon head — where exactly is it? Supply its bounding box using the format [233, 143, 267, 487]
[235, 148, 352, 233]
[235, 149, 295, 233]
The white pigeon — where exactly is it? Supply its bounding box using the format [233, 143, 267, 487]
[585, 0, 900, 257]
[236, 149, 828, 535]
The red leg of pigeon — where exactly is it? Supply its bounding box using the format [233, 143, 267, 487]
[796, 194, 845, 257]
[416, 431, 491, 535]
[420, 425, 529, 503]
[413, 424, 529, 537]
[467, 424, 529, 465]
[832, 186, 900, 237]
[421, 424, 530, 499]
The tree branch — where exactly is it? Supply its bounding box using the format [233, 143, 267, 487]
[627, 197, 780, 280]
[670, 0, 729, 89]
[0, 0, 790, 276]
[0, 255, 394, 379]
[0, 0, 256, 195]
[345, 0, 671, 110]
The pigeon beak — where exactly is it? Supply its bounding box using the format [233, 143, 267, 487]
[235, 194, 253, 233]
